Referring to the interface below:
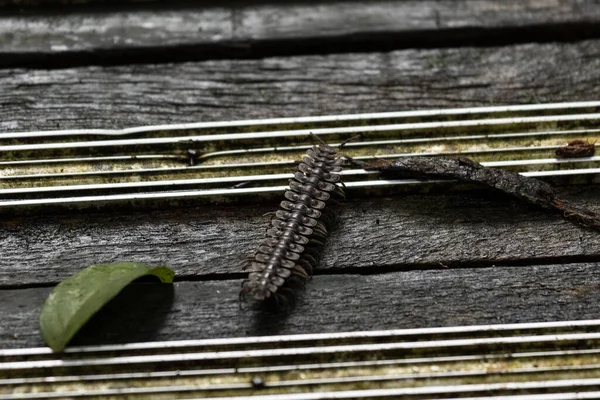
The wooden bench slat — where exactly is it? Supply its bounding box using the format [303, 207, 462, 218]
[2, 40, 600, 133]
[2, 186, 600, 287]
[2, 262, 599, 349]
[1, 0, 599, 68]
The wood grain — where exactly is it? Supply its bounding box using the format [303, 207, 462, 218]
[2, 0, 599, 68]
[0, 0, 157, 7]
[2, 262, 599, 349]
[2, 186, 600, 287]
[3, 0, 600, 351]
[2, 40, 600, 132]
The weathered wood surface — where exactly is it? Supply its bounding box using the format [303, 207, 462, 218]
[2, 0, 599, 68]
[3, 0, 600, 351]
[3, 40, 600, 132]
[2, 187, 600, 287]
[0, 0, 157, 7]
[2, 262, 600, 348]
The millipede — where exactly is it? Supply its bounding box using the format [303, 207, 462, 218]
[239, 141, 345, 309]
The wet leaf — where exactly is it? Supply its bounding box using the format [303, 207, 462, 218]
[39, 262, 174, 352]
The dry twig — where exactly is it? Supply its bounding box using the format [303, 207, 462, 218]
[365, 157, 600, 231]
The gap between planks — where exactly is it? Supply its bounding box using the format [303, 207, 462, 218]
[4, 250, 600, 291]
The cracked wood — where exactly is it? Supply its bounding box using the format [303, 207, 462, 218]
[2, 186, 600, 286]
[2, 263, 600, 348]
[2, 40, 600, 132]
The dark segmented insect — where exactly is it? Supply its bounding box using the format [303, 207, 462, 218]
[240, 143, 345, 309]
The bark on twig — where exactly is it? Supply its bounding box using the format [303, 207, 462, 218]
[364, 157, 600, 231]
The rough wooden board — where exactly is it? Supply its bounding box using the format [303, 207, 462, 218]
[2, 0, 599, 68]
[3, 186, 600, 287]
[0, 0, 157, 7]
[2, 262, 599, 349]
[3, 39, 600, 132]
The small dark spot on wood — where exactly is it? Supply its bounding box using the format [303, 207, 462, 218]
[555, 140, 595, 159]
[433, 9, 441, 29]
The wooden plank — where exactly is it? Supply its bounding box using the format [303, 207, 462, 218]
[2, 262, 599, 349]
[0, 0, 157, 7]
[2, 0, 600, 68]
[3, 185, 600, 287]
[3, 39, 600, 133]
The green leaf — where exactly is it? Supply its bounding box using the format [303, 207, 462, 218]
[39, 262, 174, 352]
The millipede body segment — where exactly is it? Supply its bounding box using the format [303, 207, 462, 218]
[240, 144, 345, 308]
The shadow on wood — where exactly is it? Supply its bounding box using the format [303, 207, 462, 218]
[68, 282, 175, 347]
